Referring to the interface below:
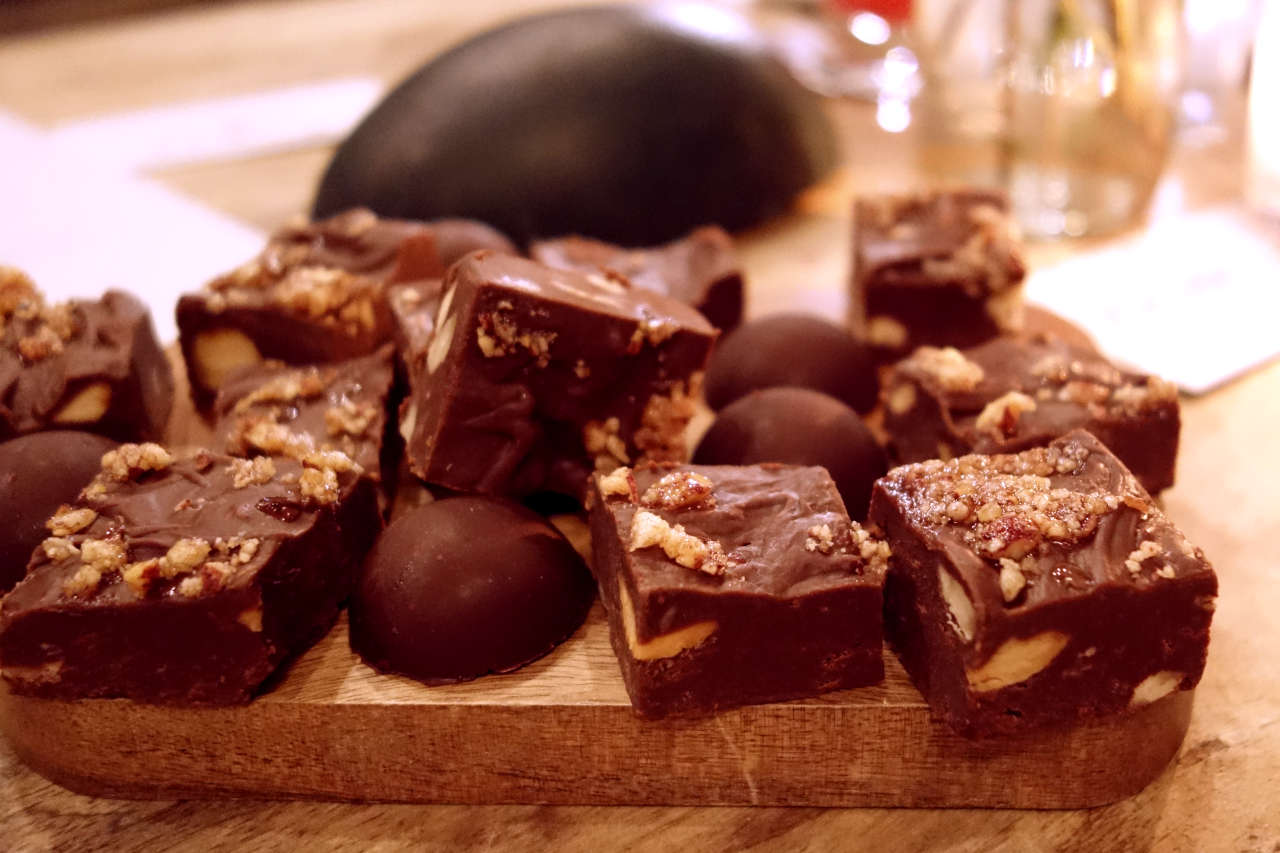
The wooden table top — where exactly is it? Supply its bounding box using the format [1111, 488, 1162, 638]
[2, 2, 1278, 850]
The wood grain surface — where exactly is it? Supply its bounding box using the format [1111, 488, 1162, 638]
[2, 1, 1279, 851]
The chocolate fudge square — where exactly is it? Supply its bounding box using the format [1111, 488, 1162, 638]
[403, 252, 716, 499]
[869, 430, 1217, 737]
[177, 208, 443, 412]
[882, 338, 1180, 494]
[587, 463, 889, 718]
[0, 443, 379, 705]
[850, 189, 1026, 360]
[530, 225, 744, 332]
[1, 269, 172, 442]
[212, 346, 396, 489]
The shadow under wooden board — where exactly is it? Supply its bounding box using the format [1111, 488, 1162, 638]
[0, 351, 1194, 808]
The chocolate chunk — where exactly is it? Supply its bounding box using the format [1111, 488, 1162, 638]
[531, 225, 744, 332]
[1, 270, 173, 442]
[402, 252, 716, 499]
[0, 431, 117, 593]
[587, 463, 888, 718]
[881, 337, 1179, 494]
[869, 430, 1217, 737]
[693, 387, 886, 520]
[428, 219, 518, 268]
[212, 346, 397, 491]
[0, 444, 379, 704]
[703, 313, 877, 412]
[1023, 305, 1097, 352]
[850, 189, 1027, 361]
[350, 497, 595, 684]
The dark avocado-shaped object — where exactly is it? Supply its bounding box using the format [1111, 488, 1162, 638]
[314, 4, 837, 246]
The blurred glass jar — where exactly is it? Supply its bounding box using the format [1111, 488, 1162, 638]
[915, 0, 1183, 238]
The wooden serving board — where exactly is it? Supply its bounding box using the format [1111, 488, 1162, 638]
[0, 354, 1194, 808]
[0, 608, 1192, 808]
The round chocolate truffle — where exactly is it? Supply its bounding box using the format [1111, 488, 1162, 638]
[704, 313, 878, 413]
[693, 387, 886, 519]
[0, 430, 117, 592]
[350, 497, 596, 684]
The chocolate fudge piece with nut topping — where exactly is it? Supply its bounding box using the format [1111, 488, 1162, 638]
[850, 189, 1026, 361]
[869, 430, 1217, 738]
[881, 338, 1180, 494]
[212, 346, 397, 492]
[0, 269, 172, 442]
[0, 442, 378, 704]
[177, 208, 445, 413]
[530, 225, 744, 332]
[403, 252, 716, 499]
[587, 462, 888, 718]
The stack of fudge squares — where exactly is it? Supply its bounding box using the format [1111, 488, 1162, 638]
[0, 190, 1216, 741]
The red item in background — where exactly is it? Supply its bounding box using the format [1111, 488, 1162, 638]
[828, 0, 912, 23]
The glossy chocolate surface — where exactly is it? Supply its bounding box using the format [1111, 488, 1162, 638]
[693, 387, 886, 520]
[0, 431, 117, 593]
[1, 272, 173, 441]
[0, 445, 379, 704]
[404, 251, 716, 499]
[882, 335, 1179, 494]
[850, 189, 1026, 359]
[587, 462, 887, 718]
[870, 430, 1217, 737]
[350, 497, 594, 684]
[703, 313, 877, 413]
[213, 346, 396, 484]
[530, 225, 743, 332]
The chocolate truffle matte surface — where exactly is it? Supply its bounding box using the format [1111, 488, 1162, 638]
[693, 387, 886, 520]
[869, 430, 1217, 737]
[0, 431, 117, 593]
[350, 497, 595, 684]
[703, 313, 877, 412]
[587, 462, 888, 718]
[0, 444, 379, 705]
[1, 270, 173, 442]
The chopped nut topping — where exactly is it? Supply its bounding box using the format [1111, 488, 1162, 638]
[640, 471, 716, 512]
[998, 557, 1026, 602]
[598, 466, 636, 499]
[99, 443, 173, 482]
[177, 575, 206, 598]
[41, 537, 80, 563]
[629, 510, 731, 575]
[160, 538, 212, 577]
[301, 448, 357, 473]
[881, 442, 1109, 560]
[80, 537, 127, 575]
[325, 398, 377, 437]
[475, 310, 557, 366]
[17, 325, 63, 362]
[632, 374, 701, 464]
[975, 391, 1037, 438]
[299, 467, 340, 504]
[1124, 539, 1164, 574]
[45, 506, 97, 536]
[228, 456, 276, 488]
[628, 313, 678, 351]
[850, 523, 892, 573]
[573, 359, 591, 379]
[232, 367, 327, 413]
[584, 417, 630, 471]
[903, 346, 985, 392]
[62, 564, 104, 597]
[805, 524, 835, 554]
[0, 267, 40, 318]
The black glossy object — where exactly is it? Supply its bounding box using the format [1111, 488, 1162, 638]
[0, 431, 117, 593]
[313, 4, 837, 246]
[693, 387, 887, 520]
[350, 497, 596, 684]
[704, 313, 878, 413]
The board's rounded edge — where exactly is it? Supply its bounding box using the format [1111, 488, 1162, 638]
[0, 681, 1194, 808]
